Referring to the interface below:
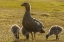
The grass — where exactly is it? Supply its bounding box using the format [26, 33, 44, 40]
[0, 0, 64, 42]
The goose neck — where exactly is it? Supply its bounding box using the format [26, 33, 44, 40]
[25, 6, 30, 12]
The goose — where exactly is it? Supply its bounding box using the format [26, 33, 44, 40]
[21, 2, 45, 40]
[21, 27, 29, 39]
[11, 24, 20, 39]
[46, 25, 63, 40]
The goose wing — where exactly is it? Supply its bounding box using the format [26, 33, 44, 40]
[33, 18, 44, 28]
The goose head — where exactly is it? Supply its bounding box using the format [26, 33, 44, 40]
[21, 2, 30, 8]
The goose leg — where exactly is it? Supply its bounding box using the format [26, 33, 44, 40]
[26, 34, 29, 39]
[56, 35, 59, 40]
[34, 32, 36, 39]
[17, 32, 19, 39]
[15, 34, 17, 39]
[31, 32, 34, 40]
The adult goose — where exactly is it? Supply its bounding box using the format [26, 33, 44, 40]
[21, 2, 45, 40]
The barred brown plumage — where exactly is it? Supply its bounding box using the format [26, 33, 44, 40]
[46, 25, 63, 40]
[21, 2, 45, 40]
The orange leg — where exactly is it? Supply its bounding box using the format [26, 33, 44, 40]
[31, 32, 34, 40]
[34, 32, 35, 39]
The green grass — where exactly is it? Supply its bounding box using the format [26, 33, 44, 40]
[0, 0, 64, 42]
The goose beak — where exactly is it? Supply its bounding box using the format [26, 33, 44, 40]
[21, 4, 24, 6]
[21, 4, 23, 6]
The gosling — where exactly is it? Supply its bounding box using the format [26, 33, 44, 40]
[11, 24, 20, 39]
[46, 25, 63, 40]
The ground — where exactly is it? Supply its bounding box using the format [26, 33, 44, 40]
[0, 0, 64, 42]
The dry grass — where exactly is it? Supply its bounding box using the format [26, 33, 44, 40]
[0, 0, 64, 42]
